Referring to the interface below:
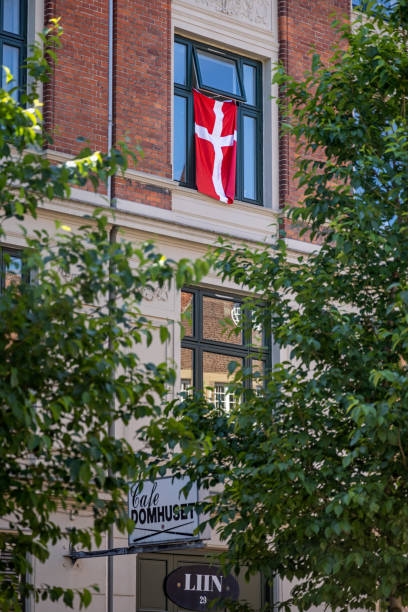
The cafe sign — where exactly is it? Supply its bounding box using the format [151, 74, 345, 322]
[165, 564, 240, 611]
[128, 476, 204, 546]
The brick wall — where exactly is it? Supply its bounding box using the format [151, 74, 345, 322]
[44, 0, 109, 157]
[44, 0, 172, 208]
[113, 0, 172, 208]
[278, 0, 350, 240]
[43, 1, 349, 216]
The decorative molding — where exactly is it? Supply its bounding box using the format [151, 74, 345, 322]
[190, 0, 272, 30]
[38, 155, 278, 247]
[124, 167, 177, 190]
[285, 238, 320, 256]
[142, 286, 169, 302]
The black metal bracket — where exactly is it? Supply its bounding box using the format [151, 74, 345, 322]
[65, 538, 204, 565]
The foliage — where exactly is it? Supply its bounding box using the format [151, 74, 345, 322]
[144, 2, 408, 610]
[0, 21, 207, 610]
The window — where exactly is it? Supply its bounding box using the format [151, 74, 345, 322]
[0, 542, 26, 611]
[180, 288, 270, 405]
[174, 37, 263, 205]
[0, 247, 25, 292]
[213, 382, 236, 411]
[0, 0, 26, 101]
[352, 0, 396, 10]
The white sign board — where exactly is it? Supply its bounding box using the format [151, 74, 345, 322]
[128, 477, 205, 546]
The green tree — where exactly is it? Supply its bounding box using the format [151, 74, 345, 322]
[0, 22, 206, 610]
[145, 2, 408, 610]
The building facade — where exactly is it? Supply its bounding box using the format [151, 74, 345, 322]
[1, 0, 351, 609]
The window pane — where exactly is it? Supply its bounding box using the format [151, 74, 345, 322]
[243, 115, 257, 200]
[181, 348, 193, 396]
[196, 49, 241, 97]
[174, 95, 187, 181]
[203, 295, 242, 345]
[2, 44, 19, 98]
[243, 64, 256, 106]
[203, 352, 242, 409]
[181, 290, 193, 336]
[3, 0, 20, 34]
[4, 253, 22, 288]
[174, 42, 187, 85]
[252, 359, 264, 394]
[252, 318, 263, 347]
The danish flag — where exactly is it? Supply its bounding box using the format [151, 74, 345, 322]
[193, 89, 237, 204]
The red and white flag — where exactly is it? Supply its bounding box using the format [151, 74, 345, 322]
[193, 89, 237, 204]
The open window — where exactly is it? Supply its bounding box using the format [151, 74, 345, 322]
[174, 36, 263, 205]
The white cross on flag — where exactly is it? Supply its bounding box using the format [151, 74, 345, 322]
[193, 89, 237, 204]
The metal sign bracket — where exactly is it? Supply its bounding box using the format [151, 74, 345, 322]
[65, 538, 204, 565]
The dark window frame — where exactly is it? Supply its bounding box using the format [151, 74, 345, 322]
[0, 246, 27, 292]
[174, 36, 263, 206]
[181, 287, 271, 395]
[0, 542, 27, 612]
[0, 0, 27, 101]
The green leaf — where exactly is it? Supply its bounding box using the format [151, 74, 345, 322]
[159, 325, 170, 343]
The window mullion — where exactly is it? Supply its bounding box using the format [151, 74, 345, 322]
[186, 89, 195, 187]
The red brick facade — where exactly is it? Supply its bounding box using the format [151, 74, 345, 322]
[44, 0, 172, 209]
[278, 0, 350, 240]
[44, 0, 109, 156]
[43, 0, 350, 220]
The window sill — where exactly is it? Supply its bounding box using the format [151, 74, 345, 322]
[172, 182, 269, 212]
[124, 167, 276, 212]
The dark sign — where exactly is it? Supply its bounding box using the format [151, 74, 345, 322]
[164, 564, 239, 611]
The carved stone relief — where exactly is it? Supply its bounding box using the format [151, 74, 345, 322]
[190, 0, 272, 30]
[192, 0, 224, 11]
[142, 286, 169, 302]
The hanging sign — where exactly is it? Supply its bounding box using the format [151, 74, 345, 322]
[164, 564, 240, 611]
[128, 476, 205, 546]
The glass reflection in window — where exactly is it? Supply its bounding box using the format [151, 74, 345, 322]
[174, 41, 187, 85]
[203, 352, 241, 410]
[174, 95, 187, 181]
[180, 348, 193, 396]
[2, 44, 19, 98]
[203, 295, 242, 345]
[243, 115, 257, 200]
[196, 49, 241, 97]
[243, 64, 256, 106]
[3, 0, 20, 34]
[181, 291, 194, 337]
[252, 359, 264, 394]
